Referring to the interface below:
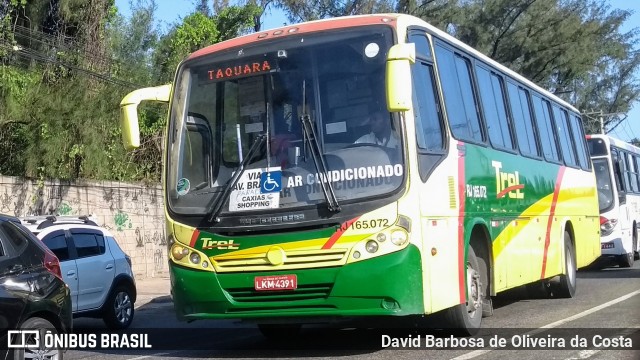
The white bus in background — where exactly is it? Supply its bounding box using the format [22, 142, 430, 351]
[587, 134, 640, 267]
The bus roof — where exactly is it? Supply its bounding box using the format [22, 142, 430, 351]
[586, 134, 640, 155]
[186, 13, 578, 114]
[187, 14, 398, 60]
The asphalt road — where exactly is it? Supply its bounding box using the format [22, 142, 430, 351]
[66, 260, 640, 360]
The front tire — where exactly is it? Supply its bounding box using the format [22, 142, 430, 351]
[442, 246, 483, 336]
[632, 227, 639, 260]
[555, 231, 576, 298]
[13, 317, 63, 360]
[103, 286, 135, 329]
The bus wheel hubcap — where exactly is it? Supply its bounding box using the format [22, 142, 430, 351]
[467, 266, 481, 314]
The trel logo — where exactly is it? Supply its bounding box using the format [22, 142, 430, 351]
[492, 160, 524, 199]
[202, 238, 240, 250]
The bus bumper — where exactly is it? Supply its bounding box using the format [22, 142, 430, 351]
[170, 244, 424, 321]
[600, 237, 625, 256]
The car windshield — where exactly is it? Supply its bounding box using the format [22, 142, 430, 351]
[593, 158, 614, 212]
[166, 26, 404, 217]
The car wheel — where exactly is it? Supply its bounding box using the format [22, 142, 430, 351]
[103, 286, 135, 329]
[12, 317, 63, 360]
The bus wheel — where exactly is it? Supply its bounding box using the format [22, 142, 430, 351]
[258, 324, 302, 340]
[633, 228, 639, 260]
[555, 231, 576, 298]
[443, 246, 483, 336]
[618, 252, 634, 268]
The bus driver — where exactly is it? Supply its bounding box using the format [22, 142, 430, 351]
[354, 111, 399, 149]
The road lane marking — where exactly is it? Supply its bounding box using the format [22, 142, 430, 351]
[128, 351, 178, 360]
[451, 288, 640, 360]
[564, 349, 600, 359]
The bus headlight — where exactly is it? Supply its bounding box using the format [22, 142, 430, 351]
[391, 230, 408, 246]
[376, 233, 387, 242]
[189, 252, 201, 264]
[365, 240, 379, 253]
[172, 245, 189, 260]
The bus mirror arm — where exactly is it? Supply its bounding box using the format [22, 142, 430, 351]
[120, 84, 171, 150]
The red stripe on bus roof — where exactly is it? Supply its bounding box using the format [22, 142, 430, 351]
[187, 15, 397, 61]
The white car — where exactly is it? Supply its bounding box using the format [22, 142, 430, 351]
[20, 216, 137, 329]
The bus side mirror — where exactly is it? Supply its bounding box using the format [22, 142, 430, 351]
[386, 43, 415, 112]
[119, 84, 171, 150]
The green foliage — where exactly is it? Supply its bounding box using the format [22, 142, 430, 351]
[215, 4, 263, 40]
[153, 12, 219, 82]
[153, 4, 261, 82]
[408, 0, 640, 132]
[277, 0, 394, 22]
[1, 0, 639, 185]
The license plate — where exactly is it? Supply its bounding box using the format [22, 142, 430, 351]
[254, 275, 297, 291]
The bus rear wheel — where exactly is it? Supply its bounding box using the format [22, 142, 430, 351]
[443, 246, 483, 336]
[555, 231, 576, 298]
[618, 252, 634, 268]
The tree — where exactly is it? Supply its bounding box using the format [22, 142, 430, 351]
[153, 4, 261, 82]
[406, 0, 640, 133]
[276, 0, 395, 23]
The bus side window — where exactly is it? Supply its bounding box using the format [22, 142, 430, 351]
[532, 95, 561, 163]
[476, 66, 513, 150]
[507, 83, 540, 158]
[633, 155, 640, 193]
[410, 32, 444, 153]
[552, 105, 578, 167]
[435, 44, 483, 143]
[569, 114, 591, 171]
[612, 149, 626, 192]
[624, 152, 638, 193]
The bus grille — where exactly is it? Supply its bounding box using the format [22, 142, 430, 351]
[212, 248, 347, 272]
[225, 283, 333, 302]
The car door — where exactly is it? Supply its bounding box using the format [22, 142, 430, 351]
[41, 230, 79, 312]
[0, 225, 28, 349]
[70, 229, 114, 311]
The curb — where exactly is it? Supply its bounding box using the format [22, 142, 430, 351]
[149, 295, 173, 304]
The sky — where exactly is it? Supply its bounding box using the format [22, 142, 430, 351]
[115, 0, 640, 141]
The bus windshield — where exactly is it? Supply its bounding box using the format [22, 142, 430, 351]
[166, 26, 404, 216]
[593, 158, 614, 212]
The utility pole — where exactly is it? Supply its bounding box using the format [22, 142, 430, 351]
[600, 110, 604, 134]
[581, 110, 627, 135]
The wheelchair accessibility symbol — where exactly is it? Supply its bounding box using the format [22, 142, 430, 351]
[260, 171, 282, 193]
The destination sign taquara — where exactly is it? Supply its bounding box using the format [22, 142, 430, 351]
[207, 61, 272, 81]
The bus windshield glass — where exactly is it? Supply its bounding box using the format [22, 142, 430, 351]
[166, 26, 404, 216]
[593, 158, 614, 212]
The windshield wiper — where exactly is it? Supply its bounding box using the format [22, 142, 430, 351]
[299, 81, 340, 212]
[207, 134, 267, 223]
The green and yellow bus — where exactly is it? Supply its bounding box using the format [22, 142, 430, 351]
[120, 14, 601, 336]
